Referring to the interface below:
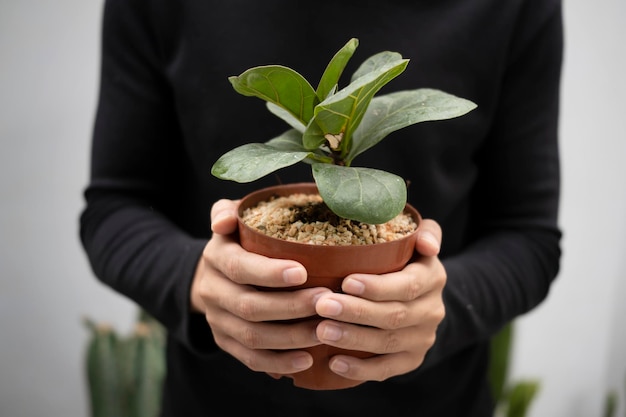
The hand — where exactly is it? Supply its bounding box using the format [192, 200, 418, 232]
[314, 219, 447, 383]
[190, 199, 331, 375]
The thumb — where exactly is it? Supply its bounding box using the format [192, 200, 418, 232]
[415, 218, 442, 257]
[210, 198, 240, 235]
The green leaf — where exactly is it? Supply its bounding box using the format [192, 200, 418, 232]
[265, 129, 334, 163]
[347, 89, 478, 163]
[351, 51, 404, 82]
[302, 57, 409, 154]
[265, 129, 308, 152]
[489, 323, 514, 403]
[266, 102, 306, 133]
[229, 66, 318, 125]
[603, 391, 617, 417]
[211, 130, 311, 182]
[301, 118, 326, 150]
[506, 381, 540, 417]
[312, 164, 407, 224]
[316, 38, 359, 101]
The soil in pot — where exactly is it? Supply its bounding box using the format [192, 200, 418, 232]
[241, 192, 417, 246]
[237, 183, 420, 390]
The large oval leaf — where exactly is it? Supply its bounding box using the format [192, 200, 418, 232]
[211, 130, 310, 183]
[229, 66, 318, 125]
[312, 164, 407, 224]
[347, 89, 478, 163]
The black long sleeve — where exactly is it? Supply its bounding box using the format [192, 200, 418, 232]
[80, 0, 562, 415]
[79, 0, 209, 352]
[427, 0, 563, 366]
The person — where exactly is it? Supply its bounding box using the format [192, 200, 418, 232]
[79, 0, 563, 415]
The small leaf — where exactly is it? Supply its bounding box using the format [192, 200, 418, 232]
[347, 89, 477, 163]
[316, 38, 359, 101]
[312, 164, 407, 224]
[211, 130, 311, 183]
[303, 57, 409, 152]
[229, 66, 318, 125]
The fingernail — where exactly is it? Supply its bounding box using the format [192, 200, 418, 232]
[321, 323, 343, 342]
[318, 299, 343, 317]
[292, 354, 313, 370]
[330, 359, 350, 374]
[283, 267, 306, 284]
[343, 278, 365, 295]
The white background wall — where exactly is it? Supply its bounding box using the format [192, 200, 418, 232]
[0, 1, 624, 416]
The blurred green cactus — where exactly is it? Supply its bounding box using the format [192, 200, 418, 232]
[84, 311, 165, 417]
[489, 323, 541, 417]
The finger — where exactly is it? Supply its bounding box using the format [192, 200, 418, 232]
[210, 198, 240, 235]
[415, 218, 442, 256]
[216, 335, 315, 374]
[316, 318, 438, 353]
[315, 290, 445, 330]
[205, 236, 307, 287]
[342, 258, 446, 302]
[217, 284, 331, 322]
[327, 350, 426, 382]
[212, 312, 321, 350]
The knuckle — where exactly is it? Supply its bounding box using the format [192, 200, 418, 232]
[436, 265, 447, 287]
[382, 331, 402, 353]
[241, 351, 262, 372]
[434, 303, 446, 323]
[235, 294, 259, 320]
[386, 303, 408, 329]
[411, 354, 426, 370]
[202, 243, 211, 258]
[224, 255, 243, 283]
[376, 363, 395, 382]
[212, 334, 228, 351]
[203, 243, 217, 266]
[197, 280, 211, 300]
[423, 331, 437, 350]
[426, 298, 446, 325]
[240, 325, 262, 349]
[352, 303, 368, 321]
[406, 277, 423, 300]
[286, 296, 301, 316]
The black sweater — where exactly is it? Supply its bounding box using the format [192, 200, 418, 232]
[80, 0, 563, 415]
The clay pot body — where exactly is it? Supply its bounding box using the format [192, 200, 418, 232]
[237, 183, 420, 390]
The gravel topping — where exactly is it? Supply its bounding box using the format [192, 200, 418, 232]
[241, 193, 417, 246]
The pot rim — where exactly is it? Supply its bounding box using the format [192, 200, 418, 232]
[236, 182, 421, 249]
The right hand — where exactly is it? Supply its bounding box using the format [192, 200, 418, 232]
[190, 199, 331, 375]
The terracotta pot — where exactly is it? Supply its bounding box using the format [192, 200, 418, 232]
[237, 182, 420, 390]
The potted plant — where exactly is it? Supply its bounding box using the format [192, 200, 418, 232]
[211, 38, 476, 390]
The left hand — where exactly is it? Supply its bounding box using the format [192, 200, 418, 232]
[314, 218, 447, 382]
